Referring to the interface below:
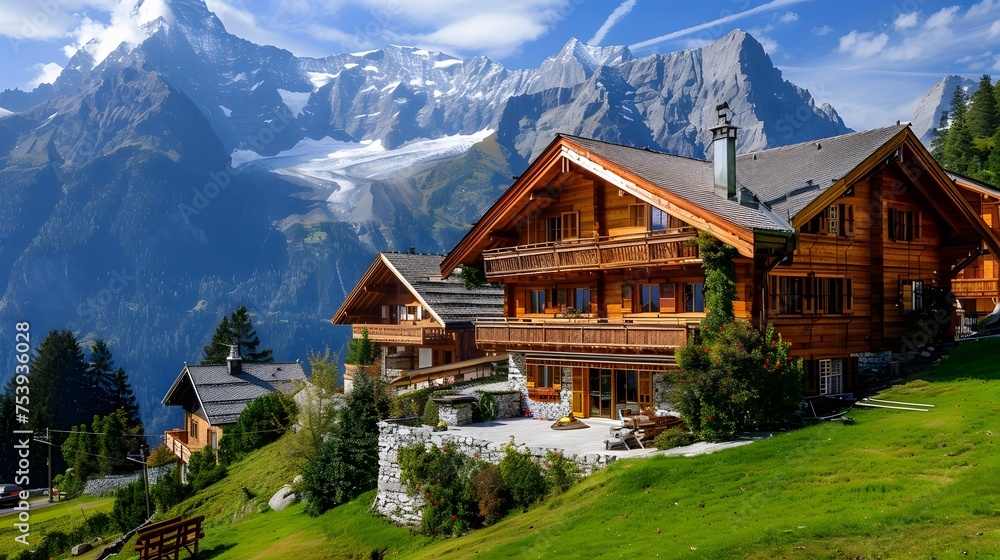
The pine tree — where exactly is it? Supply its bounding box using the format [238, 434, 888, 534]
[967, 75, 1000, 138]
[230, 306, 273, 362]
[202, 316, 233, 364]
[29, 330, 89, 430]
[88, 340, 116, 416]
[109, 367, 143, 432]
[942, 85, 975, 175]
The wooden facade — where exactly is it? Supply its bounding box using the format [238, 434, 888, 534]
[441, 126, 1000, 415]
[951, 174, 1000, 329]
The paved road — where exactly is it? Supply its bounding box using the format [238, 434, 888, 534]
[0, 497, 59, 517]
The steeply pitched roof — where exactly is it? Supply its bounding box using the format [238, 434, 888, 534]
[380, 253, 504, 326]
[162, 361, 306, 426]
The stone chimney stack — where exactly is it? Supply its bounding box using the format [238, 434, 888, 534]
[226, 343, 242, 376]
[709, 102, 739, 200]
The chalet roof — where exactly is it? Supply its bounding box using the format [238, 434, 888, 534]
[162, 361, 307, 426]
[737, 124, 909, 221]
[563, 136, 789, 232]
[382, 253, 504, 326]
[333, 252, 503, 327]
[948, 170, 1000, 199]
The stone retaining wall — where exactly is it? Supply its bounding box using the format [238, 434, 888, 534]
[374, 422, 619, 525]
[83, 464, 173, 497]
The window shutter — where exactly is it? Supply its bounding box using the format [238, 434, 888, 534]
[660, 283, 676, 313]
[827, 205, 839, 235]
[915, 212, 922, 240]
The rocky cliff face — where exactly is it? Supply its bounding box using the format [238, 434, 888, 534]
[911, 75, 978, 146]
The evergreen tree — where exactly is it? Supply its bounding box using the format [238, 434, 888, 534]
[202, 306, 273, 363]
[345, 328, 378, 366]
[87, 340, 116, 416]
[109, 367, 143, 431]
[942, 85, 975, 175]
[967, 75, 1000, 138]
[29, 330, 89, 430]
[94, 410, 129, 475]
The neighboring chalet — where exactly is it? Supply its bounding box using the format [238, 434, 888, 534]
[440, 106, 1000, 419]
[949, 172, 1000, 326]
[161, 347, 306, 468]
[332, 251, 505, 391]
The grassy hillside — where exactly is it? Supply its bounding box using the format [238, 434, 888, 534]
[0, 496, 114, 558]
[118, 338, 1000, 558]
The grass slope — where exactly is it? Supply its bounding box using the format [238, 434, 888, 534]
[116, 339, 1000, 558]
[0, 497, 114, 558]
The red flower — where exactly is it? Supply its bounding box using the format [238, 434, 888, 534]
[451, 515, 457, 521]
[707, 415, 713, 421]
[415, 484, 420, 490]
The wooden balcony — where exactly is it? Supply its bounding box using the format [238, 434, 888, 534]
[952, 278, 1000, 298]
[483, 229, 699, 278]
[164, 430, 204, 464]
[476, 318, 690, 353]
[353, 324, 453, 345]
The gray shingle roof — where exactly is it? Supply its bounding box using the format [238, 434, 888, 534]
[183, 362, 306, 425]
[381, 253, 504, 326]
[561, 124, 909, 231]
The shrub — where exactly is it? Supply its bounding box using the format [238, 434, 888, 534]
[652, 427, 697, 450]
[498, 444, 548, 510]
[187, 448, 227, 491]
[112, 481, 147, 532]
[218, 392, 297, 464]
[151, 468, 191, 512]
[345, 328, 379, 366]
[543, 451, 580, 494]
[475, 391, 499, 422]
[471, 463, 510, 526]
[421, 390, 454, 426]
[146, 443, 177, 468]
[398, 443, 478, 535]
[672, 321, 803, 441]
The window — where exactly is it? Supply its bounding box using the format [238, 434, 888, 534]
[547, 216, 562, 242]
[683, 283, 705, 312]
[189, 418, 199, 440]
[529, 289, 547, 313]
[639, 284, 660, 312]
[651, 207, 668, 231]
[573, 288, 592, 312]
[819, 359, 843, 395]
[660, 283, 676, 313]
[888, 208, 920, 241]
[528, 364, 558, 388]
[629, 203, 647, 228]
[803, 204, 854, 236]
[561, 211, 579, 240]
[815, 278, 852, 314]
[621, 285, 632, 311]
[902, 280, 923, 312]
[769, 276, 805, 314]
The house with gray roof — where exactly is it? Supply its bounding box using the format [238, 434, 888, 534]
[161, 347, 306, 465]
[441, 104, 1000, 420]
[332, 250, 505, 391]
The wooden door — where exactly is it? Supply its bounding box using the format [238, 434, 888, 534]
[572, 368, 586, 417]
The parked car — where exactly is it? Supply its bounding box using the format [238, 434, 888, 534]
[0, 484, 23, 507]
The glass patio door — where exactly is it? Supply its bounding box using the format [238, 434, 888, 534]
[589, 368, 612, 418]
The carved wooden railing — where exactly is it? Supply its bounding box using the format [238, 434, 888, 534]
[353, 324, 452, 345]
[483, 230, 699, 278]
[164, 430, 196, 464]
[475, 318, 689, 352]
[951, 278, 1000, 298]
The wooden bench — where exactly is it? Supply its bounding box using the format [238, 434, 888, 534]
[135, 515, 205, 559]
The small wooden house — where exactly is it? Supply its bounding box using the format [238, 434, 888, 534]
[161, 349, 305, 466]
[949, 172, 1000, 330]
[332, 251, 504, 390]
[440, 108, 1000, 419]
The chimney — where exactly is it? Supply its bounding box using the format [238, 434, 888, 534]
[409, 246, 416, 254]
[709, 102, 739, 200]
[226, 343, 242, 376]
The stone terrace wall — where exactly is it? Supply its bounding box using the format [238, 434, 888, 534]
[375, 422, 619, 525]
[84, 464, 174, 497]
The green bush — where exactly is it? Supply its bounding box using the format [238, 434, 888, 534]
[187, 448, 227, 491]
[218, 392, 297, 464]
[151, 467, 191, 512]
[672, 321, 803, 441]
[499, 444, 549, 510]
[652, 427, 697, 450]
[421, 390, 455, 426]
[543, 450, 580, 494]
[471, 463, 510, 526]
[475, 391, 499, 422]
[398, 443, 478, 535]
[112, 481, 148, 532]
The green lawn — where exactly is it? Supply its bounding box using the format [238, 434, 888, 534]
[115, 338, 1000, 558]
[0, 496, 115, 558]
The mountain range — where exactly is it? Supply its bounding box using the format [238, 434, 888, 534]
[0, 0, 853, 434]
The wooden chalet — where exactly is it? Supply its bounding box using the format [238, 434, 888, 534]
[332, 251, 504, 390]
[440, 106, 1000, 419]
[949, 172, 1000, 329]
[161, 348, 305, 467]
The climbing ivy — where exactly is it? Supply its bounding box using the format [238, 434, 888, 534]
[690, 231, 737, 341]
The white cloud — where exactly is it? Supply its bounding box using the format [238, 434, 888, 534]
[778, 11, 798, 24]
[61, 0, 175, 66]
[630, 0, 809, 51]
[893, 12, 919, 30]
[812, 25, 833, 36]
[925, 6, 959, 29]
[756, 35, 779, 53]
[588, 0, 637, 46]
[989, 19, 1000, 38]
[416, 12, 549, 53]
[836, 30, 888, 58]
[26, 62, 64, 88]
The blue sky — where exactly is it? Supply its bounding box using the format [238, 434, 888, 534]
[3, 0, 1000, 128]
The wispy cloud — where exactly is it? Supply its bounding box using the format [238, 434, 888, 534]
[893, 12, 918, 31]
[26, 62, 63, 88]
[628, 0, 809, 51]
[588, 0, 637, 46]
[837, 30, 889, 58]
[778, 11, 798, 24]
[812, 25, 833, 36]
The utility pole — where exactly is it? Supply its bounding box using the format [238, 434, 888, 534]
[141, 446, 150, 519]
[46, 428, 52, 503]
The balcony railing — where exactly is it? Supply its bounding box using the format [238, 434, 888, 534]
[164, 430, 204, 464]
[952, 278, 1000, 298]
[483, 229, 699, 278]
[475, 318, 690, 353]
[353, 324, 452, 345]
